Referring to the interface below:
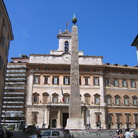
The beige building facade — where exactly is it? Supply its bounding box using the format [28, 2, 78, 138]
[24, 27, 138, 129]
[0, 0, 13, 117]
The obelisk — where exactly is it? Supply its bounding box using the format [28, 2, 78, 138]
[66, 15, 85, 129]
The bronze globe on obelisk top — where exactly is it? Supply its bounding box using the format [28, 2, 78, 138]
[72, 14, 77, 25]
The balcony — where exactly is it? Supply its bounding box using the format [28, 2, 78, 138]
[5, 82, 26, 85]
[2, 106, 24, 108]
[5, 86, 25, 89]
[7, 69, 26, 73]
[7, 65, 26, 69]
[5, 78, 26, 81]
[6, 74, 26, 78]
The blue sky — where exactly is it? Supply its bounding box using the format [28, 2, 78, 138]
[4, 0, 138, 66]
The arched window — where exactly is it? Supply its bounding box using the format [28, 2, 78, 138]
[33, 92, 39, 104]
[115, 95, 120, 105]
[94, 94, 100, 104]
[64, 41, 69, 52]
[52, 93, 58, 103]
[106, 94, 112, 105]
[63, 93, 70, 104]
[42, 92, 49, 104]
[124, 95, 129, 106]
[84, 93, 91, 105]
[132, 96, 137, 106]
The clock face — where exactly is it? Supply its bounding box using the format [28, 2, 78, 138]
[63, 54, 71, 62]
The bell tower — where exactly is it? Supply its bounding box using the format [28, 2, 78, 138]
[50, 26, 72, 55]
[50, 23, 84, 56]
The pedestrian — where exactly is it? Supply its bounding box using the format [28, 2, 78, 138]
[115, 130, 120, 138]
[119, 129, 125, 138]
[130, 129, 134, 137]
[37, 130, 41, 138]
[124, 128, 131, 138]
[65, 129, 71, 138]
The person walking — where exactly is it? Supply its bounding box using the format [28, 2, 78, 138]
[119, 129, 125, 138]
[124, 128, 131, 138]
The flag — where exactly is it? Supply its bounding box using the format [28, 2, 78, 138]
[61, 86, 64, 102]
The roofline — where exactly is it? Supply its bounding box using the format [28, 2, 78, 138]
[131, 34, 138, 46]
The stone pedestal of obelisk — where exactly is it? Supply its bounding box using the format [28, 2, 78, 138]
[66, 16, 85, 129]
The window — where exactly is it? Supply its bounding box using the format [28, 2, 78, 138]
[131, 80, 136, 88]
[105, 78, 110, 86]
[107, 114, 112, 123]
[33, 93, 39, 104]
[43, 93, 49, 104]
[63, 93, 70, 104]
[93, 77, 99, 86]
[84, 77, 89, 85]
[64, 97, 69, 104]
[132, 96, 137, 106]
[52, 131, 59, 136]
[84, 93, 90, 104]
[124, 95, 129, 106]
[106, 95, 112, 105]
[125, 114, 130, 123]
[52, 93, 58, 103]
[33, 75, 40, 84]
[116, 113, 121, 123]
[52, 76, 59, 85]
[113, 79, 119, 87]
[53, 68, 58, 71]
[94, 69, 99, 72]
[94, 94, 100, 104]
[63, 76, 70, 85]
[45, 68, 49, 71]
[64, 68, 69, 71]
[84, 69, 89, 72]
[64, 41, 69, 52]
[44, 76, 49, 84]
[35, 68, 39, 70]
[134, 114, 138, 122]
[122, 80, 127, 87]
[115, 95, 120, 105]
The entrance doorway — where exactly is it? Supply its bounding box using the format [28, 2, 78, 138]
[52, 119, 56, 128]
[63, 113, 69, 128]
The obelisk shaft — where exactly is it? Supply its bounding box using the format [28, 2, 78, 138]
[70, 25, 81, 118]
[66, 23, 85, 129]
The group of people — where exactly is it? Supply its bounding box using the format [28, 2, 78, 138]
[113, 128, 138, 138]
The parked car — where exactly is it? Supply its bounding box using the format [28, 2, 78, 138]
[29, 129, 66, 138]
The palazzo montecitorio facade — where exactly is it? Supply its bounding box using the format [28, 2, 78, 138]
[25, 26, 138, 129]
[3, 24, 138, 130]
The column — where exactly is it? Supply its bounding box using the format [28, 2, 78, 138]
[57, 109, 61, 128]
[26, 72, 33, 105]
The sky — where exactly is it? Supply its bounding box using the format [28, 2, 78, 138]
[4, 0, 138, 66]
